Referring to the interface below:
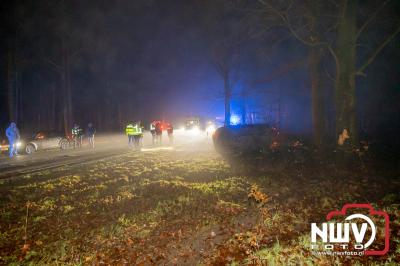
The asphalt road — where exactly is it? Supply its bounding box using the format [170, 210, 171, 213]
[0, 130, 214, 179]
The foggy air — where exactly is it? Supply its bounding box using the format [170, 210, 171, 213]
[0, 0, 399, 264]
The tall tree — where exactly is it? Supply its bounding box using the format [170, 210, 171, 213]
[257, 0, 400, 145]
[202, 0, 245, 125]
[255, 0, 333, 147]
[332, 0, 400, 143]
[334, 0, 357, 142]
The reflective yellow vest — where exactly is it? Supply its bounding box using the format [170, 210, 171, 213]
[72, 127, 82, 136]
[132, 124, 143, 136]
[126, 124, 135, 135]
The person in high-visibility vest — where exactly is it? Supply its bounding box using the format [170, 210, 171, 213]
[72, 123, 83, 148]
[132, 122, 143, 149]
[125, 123, 135, 147]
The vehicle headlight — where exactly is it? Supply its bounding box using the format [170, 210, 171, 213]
[187, 126, 200, 135]
[206, 125, 216, 133]
[16, 141, 22, 148]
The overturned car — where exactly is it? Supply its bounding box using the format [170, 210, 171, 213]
[212, 124, 309, 163]
[212, 124, 275, 156]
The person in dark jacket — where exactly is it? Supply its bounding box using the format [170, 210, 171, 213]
[86, 123, 96, 149]
[155, 121, 163, 144]
[5, 122, 20, 158]
[167, 123, 174, 144]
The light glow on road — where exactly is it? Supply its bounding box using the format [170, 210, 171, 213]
[141, 146, 174, 152]
[187, 126, 200, 135]
[206, 125, 216, 135]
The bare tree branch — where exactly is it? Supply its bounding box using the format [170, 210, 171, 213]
[356, 0, 390, 40]
[357, 25, 400, 76]
[340, 0, 348, 19]
[327, 45, 340, 77]
[257, 0, 287, 21]
[252, 58, 307, 85]
[323, 62, 336, 82]
[43, 57, 62, 73]
[285, 16, 326, 46]
[327, 0, 339, 7]
[258, 0, 326, 47]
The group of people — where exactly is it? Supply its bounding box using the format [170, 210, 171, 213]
[125, 121, 174, 150]
[4, 119, 174, 158]
[71, 123, 96, 149]
[125, 121, 143, 149]
[149, 121, 173, 145]
[2, 121, 96, 159]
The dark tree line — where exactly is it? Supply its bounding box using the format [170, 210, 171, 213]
[202, 0, 400, 147]
[1, 0, 399, 148]
[1, 0, 166, 133]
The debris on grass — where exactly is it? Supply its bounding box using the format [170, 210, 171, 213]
[0, 150, 398, 265]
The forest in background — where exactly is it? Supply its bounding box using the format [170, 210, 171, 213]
[1, 0, 399, 149]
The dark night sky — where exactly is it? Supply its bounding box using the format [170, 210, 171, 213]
[0, 0, 399, 138]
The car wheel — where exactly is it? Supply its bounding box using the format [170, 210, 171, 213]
[60, 140, 69, 150]
[25, 144, 36, 154]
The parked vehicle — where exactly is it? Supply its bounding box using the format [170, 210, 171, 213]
[0, 138, 24, 155]
[184, 116, 200, 130]
[25, 131, 70, 154]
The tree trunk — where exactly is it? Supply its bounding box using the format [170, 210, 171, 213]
[309, 46, 326, 148]
[16, 70, 23, 125]
[277, 87, 282, 128]
[117, 103, 122, 127]
[224, 73, 231, 126]
[50, 83, 56, 130]
[38, 82, 43, 129]
[61, 38, 73, 136]
[66, 45, 73, 129]
[335, 0, 358, 144]
[61, 42, 68, 136]
[15, 70, 20, 124]
[7, 48, 15, 122]
[241, 98, 246, 125]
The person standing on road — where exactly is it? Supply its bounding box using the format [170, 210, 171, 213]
[86, 122, 96, 149]
[167, 123, 174, 144]
[5, 122, 20, 158]
[132, 121, 143, 150]
[72, 123, 83, 148]
[125, 123, 135, 147]
[150, 121, 156, 145]
[155, 121, 163, 145]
